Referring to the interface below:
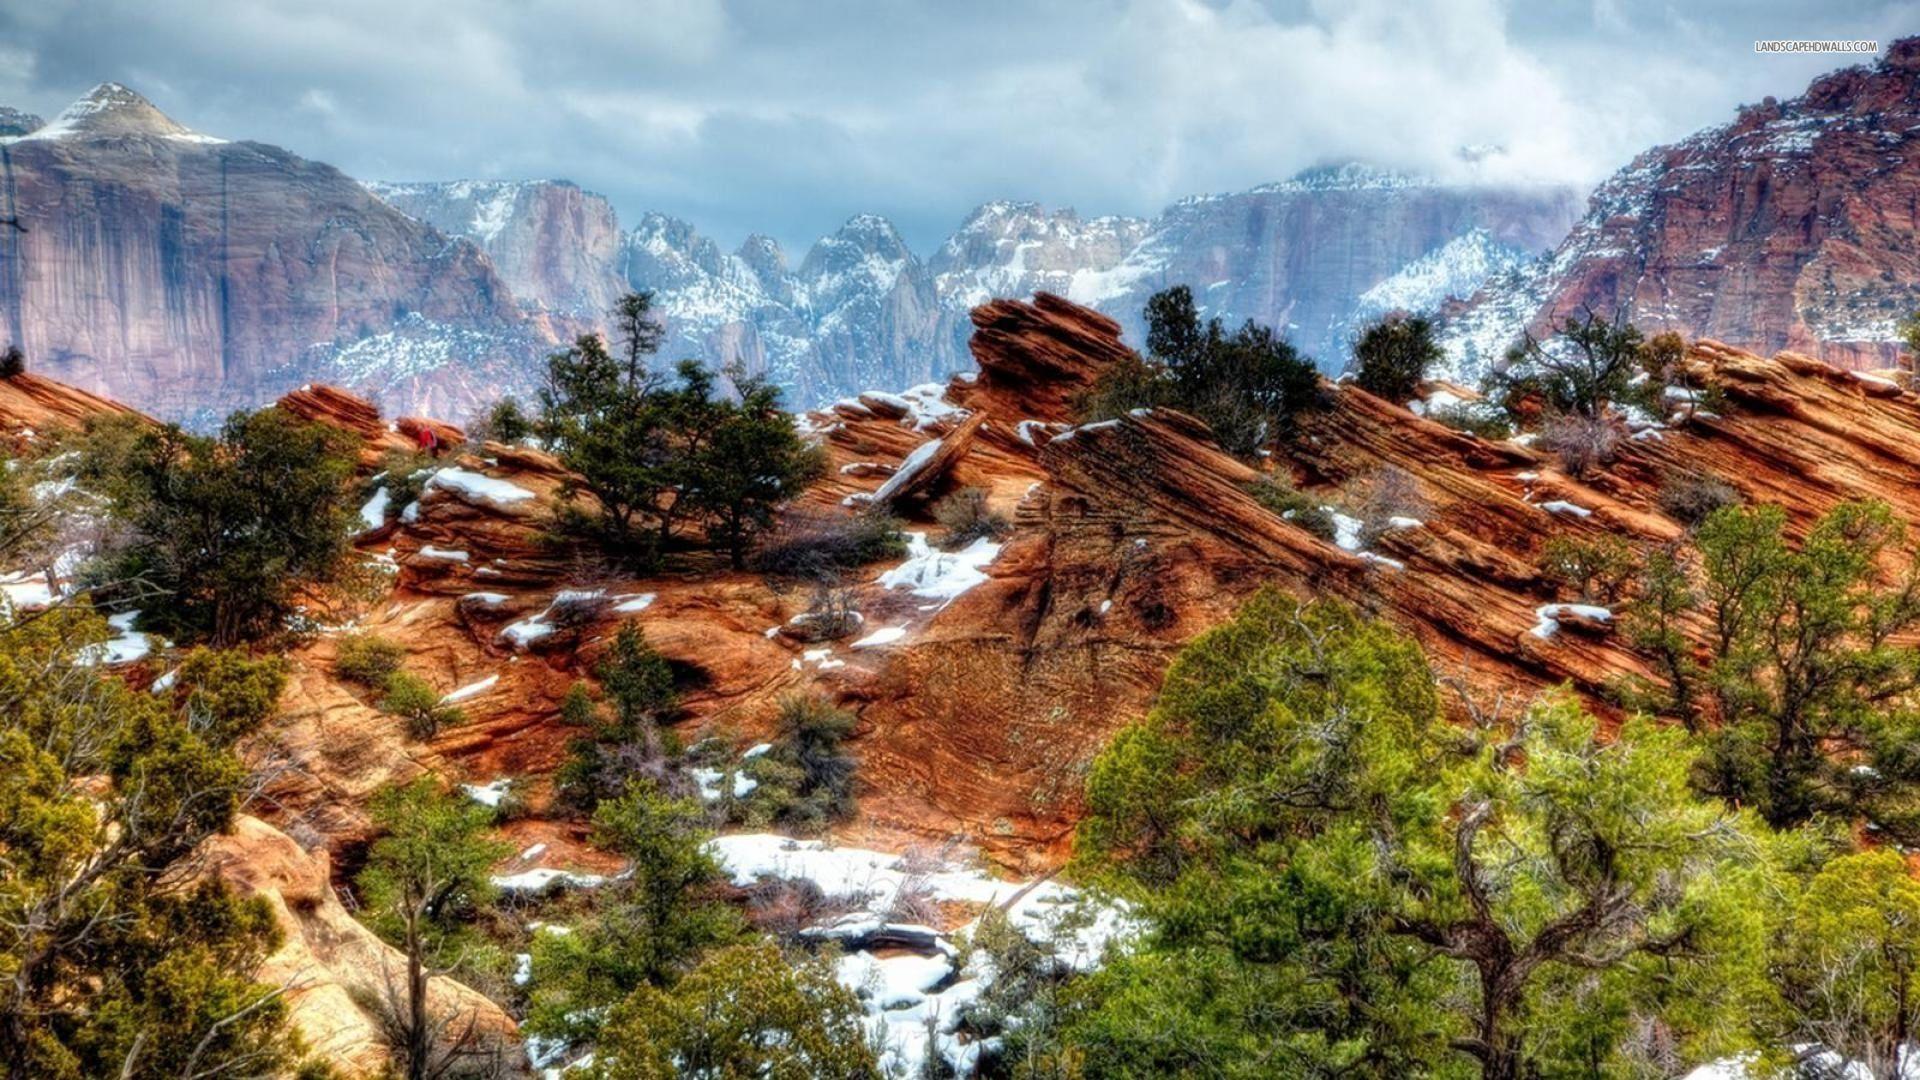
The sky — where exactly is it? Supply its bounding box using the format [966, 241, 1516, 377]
[0, 0, 1913, 255]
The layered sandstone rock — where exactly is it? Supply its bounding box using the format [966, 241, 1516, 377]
[201, 816, 515, 1077]
[0, 84, 562, 422]
[1447, 37, 1920, 376]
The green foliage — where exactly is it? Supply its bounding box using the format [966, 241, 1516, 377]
[1243, 475, 1336, 543]
[356, 779, 511, 1079]
[1082, 285, 1323, 458]
[1539, 534, 1638, 604]
[678, 370, 828, 570]
[537, 293, 820, 566]
[1683, 501, 1920, 838]
[1349, 313, 1441, 403]
[1615, 545, 1703, 727]
[334, 633, 405, 686]
[1901, 310, 1920, 367]
[85, 406, 359, 645]
[358, 779, 507, 957]
[556, 622, 680, 811]
[0, 605, 296, 1077]
[1773, 850, 1920, 1075]
[931, 486, 1010, 549]
[373, 449, 436, 513]
[586, 940, 879, 1080]
[380, 671, 466, 740]
[1065, 591, 1781, 1078]
[738, 696, 859, 833]
[472, 396, 533, 445]
[1488, 309, 1643, 423]
[528, 785, 742, 1043]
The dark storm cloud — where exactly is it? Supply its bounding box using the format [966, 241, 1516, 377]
[0, 0, 1912, 254]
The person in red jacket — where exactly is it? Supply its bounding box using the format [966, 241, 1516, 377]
[417, 424, 440, 458]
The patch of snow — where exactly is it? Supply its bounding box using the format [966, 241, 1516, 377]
[425, 468, 537, 510]
[876, 533, 1000, 605]
[463, 779, 513, 808]
[851, 625, 908, 648]
[440, 674, 499, 705]
[871, 439, 943, 503]
[357, 487, 390, 532]
[1540, 500, 1593, 518]
[1531, 603, 1613, 639]
[418, 545, 469, 562]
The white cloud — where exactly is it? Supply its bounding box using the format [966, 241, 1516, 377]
[0, 0, 1908, 253]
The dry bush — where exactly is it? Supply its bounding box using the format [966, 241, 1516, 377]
[1539, 413, 1623, 478]
[1657, 471, 1739, 529]
[932, 487, 1010, 548]
[1340, 466, 1432, 549]
[785, 579, 862, 643]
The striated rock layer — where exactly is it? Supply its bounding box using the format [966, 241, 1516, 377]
[1445, 37, 1920, 378]
[108, 290, 1915, 886]
[0, 84, 568, 423]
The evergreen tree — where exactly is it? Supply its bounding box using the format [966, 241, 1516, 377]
[1619, 500, 1920, 838]
[86, 406, 359, 645]
[1773, 850, 1920, 1077]
[587, 941, 879, 1080]
[356, 778, 511, 1080]
[528, 786, 742, 1044]
[1349, 313, 1442, 403]
[0, 607, 297, 1078]
[682, 373, 826, 569]
[555, 622, 680, 810]
[537, 293, 674, 554]
[1489, 308, 1642, 421]
[1084, 285, 1321, 458]
[1065, 591, 1780, 1078]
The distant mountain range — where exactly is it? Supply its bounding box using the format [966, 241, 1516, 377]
[0, 82, 1581, 421]
[13, 44, 1918, 425]
[372, 166, 1579, 409]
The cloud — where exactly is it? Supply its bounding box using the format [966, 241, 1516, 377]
[0, 0, 1909, 254]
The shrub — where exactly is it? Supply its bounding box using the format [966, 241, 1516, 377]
[1082, 285, 1322, 458]
[375, 449, 437, 511]
[335, 633, 405, 686]
[1429, 403, 1513, 441]
[470, 397, 532, 445]
[932, 487, 1010, 548]
[1540, 536, 1638, 603]
[1244, 476, 1337, 543]
[0, 345, 23, 378]
[1489, 309, 1643, 421]
[751, 509, 906, 583]
[1348, 314, 1441, 403]
[381, 671, 466, 740]
[1338, 466, 1431, 549]
[1658, 471, 1740, 528]
[786, 581, 861, 643]
[741, 696, 858, 833]
[1539, 412, 1622, 478]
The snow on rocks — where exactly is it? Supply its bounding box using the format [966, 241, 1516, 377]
[490, 867, 608, 895]
[610, 593, 655, 613]
[877, 533, 1000, 605]
[851, 625, 908, 649]
[423, 467, 537, 510]
[358, 486, 390, 532]
[871, 440, 943, 504]
[462, 779, 514, 808]
[79, 611, 155, 665]
[1539, 499, 1593, 518]
[417, 545, 469, 562]
[499, 589, 607, 649]
[706, 832, 1135, 1077]
[440, 673, 499, 705]
[1531, 603, 1614, 639]
[691, 767, 759, 802]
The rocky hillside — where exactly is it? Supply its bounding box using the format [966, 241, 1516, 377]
[11, 287, 1920, 1071]
[1443, 36, 1920, 382]
[0, 84, 570, 423]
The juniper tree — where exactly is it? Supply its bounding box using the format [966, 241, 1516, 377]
[1065, 591, 1780, 1079]
[1350, 313, 1442, 403]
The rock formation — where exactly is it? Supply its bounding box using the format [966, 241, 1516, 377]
[1444, 37, 1920, 379]
[0, 84, 565, 423]
[200, 816, 515, 1075]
